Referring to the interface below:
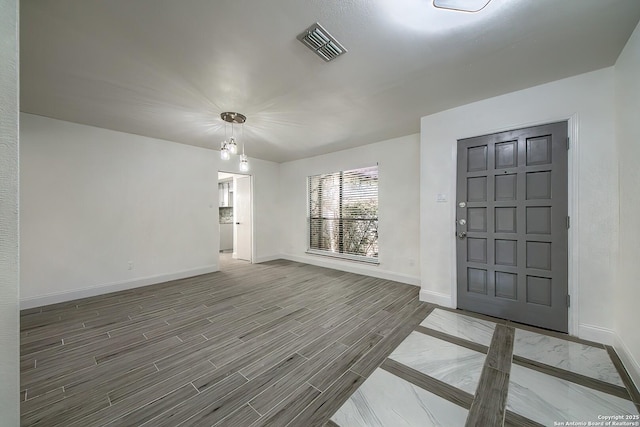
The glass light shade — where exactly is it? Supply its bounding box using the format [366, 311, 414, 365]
[227, 137, 238, 155]
[220, 146, 230, 160]
[239, 154, 249, 172]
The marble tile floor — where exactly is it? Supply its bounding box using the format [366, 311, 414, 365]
[387, 331, 485, 396]
[508, 363, 637, 426]
[330, 308, 640, 427]
[420, 308, 496, 347]
[331, 368, 469, 427]
[513, 328, 625, 387]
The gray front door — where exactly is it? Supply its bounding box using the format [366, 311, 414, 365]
[456, 122, 568, 332]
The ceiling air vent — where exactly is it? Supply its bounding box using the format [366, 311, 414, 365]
[297, 23, 347, 62]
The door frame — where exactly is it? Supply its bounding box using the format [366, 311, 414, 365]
[218, 170, 254, 264]
[450, 114, 579, 335]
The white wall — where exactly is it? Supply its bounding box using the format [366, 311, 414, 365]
[0, 0, 20, 423]
[614, 21, 640, 389]
[20, 114, 280, 308]
[278, 134, 421, 285]
[420, 68, 618, 343]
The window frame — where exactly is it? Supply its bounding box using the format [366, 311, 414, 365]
[306, 165, 379, 265]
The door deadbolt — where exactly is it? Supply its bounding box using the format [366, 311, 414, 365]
[458, 202, 466, 208]
[458, 219, 466, 226]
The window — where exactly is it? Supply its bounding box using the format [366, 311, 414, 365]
[308, 166, 378, 263]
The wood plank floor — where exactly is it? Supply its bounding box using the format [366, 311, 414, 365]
[20, 255, 431, 426]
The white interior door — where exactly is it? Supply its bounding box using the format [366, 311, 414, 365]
[234, 175, 252, 262]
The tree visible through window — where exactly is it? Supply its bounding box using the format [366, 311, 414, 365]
[308, 166, 378, 261]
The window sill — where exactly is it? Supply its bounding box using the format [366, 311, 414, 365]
[305, 250, 380, 265]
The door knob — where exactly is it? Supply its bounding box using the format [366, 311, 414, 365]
[457, 231, 467, 239]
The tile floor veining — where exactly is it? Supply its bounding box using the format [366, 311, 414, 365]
[331, 368, 469, 427]
[332, 308, 640, 427]
[507, 363, 637, 426]
[513, 328, 625, 387]
[419, 308, 496, 347]
[388, 331, 485, 395]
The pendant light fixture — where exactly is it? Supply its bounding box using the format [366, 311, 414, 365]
[239, 147, 249, 172]
[220, 122, 230, 160]
[239, 120, 249, 172]
[220, 112, 249, 171]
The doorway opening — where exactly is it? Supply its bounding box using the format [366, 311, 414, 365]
[218, 171, 253, 268]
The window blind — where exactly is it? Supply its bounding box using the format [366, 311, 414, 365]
[308, 166, 378, 261]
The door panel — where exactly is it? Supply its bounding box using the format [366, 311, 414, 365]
[235, 176, 252, 262]
[456, 122, 568, 332]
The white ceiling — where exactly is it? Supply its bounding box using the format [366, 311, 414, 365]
[21, 0, 640, 163]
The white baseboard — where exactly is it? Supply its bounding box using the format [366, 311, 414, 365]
[20, 265, 219, 310]
[419, 289, 454, 308]
[253, 254, 282, 263]
[614, 333, 640, 391]
[280, 253, 420, 286]
[577, 323, 615, 346]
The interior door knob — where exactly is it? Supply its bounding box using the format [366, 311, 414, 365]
[457, 231, 467, 239]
